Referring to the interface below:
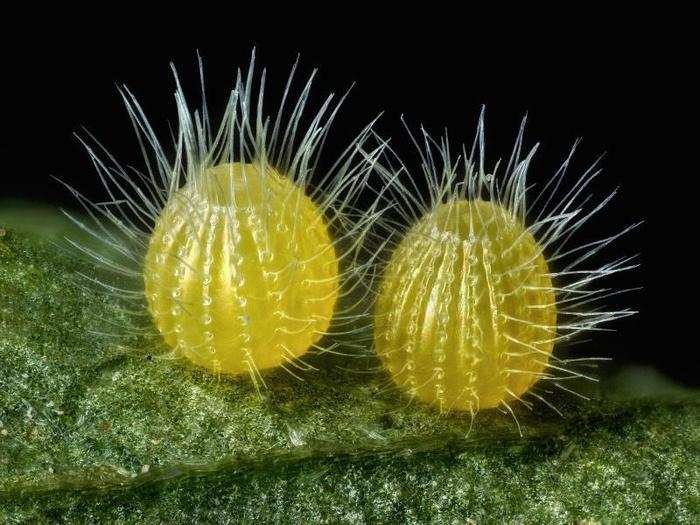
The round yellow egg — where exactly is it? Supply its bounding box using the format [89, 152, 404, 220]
[375, 199, 556, 413]
[143, 162, 339, 377]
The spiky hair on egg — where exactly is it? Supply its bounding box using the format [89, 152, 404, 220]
[368, 108, 640, 433]
[56, 51, 387, 389]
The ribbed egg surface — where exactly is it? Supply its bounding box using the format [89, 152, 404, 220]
[375, 199, 556, 412]
[144, 162, 339, 376]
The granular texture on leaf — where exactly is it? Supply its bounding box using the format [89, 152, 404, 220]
[0, 214, 697, 523]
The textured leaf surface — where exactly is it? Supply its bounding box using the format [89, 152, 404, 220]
[0, 204, 698, 523]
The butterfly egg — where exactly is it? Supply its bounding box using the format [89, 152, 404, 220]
[59, 51, 385, 387]
[376, 198, 556, 413]
[144, 162, 339, 376]
[372, 111, 639, 424]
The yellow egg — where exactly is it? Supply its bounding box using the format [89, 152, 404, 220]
[143, 162, 339, 377]
[374, 199, 556, 413]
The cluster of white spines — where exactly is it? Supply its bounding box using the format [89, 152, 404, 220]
[59, 51, 386, 356]
[371, 108, 639, 425]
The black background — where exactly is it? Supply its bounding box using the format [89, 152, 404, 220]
[0, 17, 688, 384]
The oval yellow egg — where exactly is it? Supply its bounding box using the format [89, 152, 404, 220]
[144, 162, 339, 377]
[375, 199, 556, 413]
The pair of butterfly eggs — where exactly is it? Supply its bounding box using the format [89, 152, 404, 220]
[145, 162, 555, 413]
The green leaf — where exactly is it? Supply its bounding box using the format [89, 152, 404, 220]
[1, 204, 698, 523]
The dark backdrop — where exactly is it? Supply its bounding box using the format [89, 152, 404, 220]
[0, 20, 686, 384]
